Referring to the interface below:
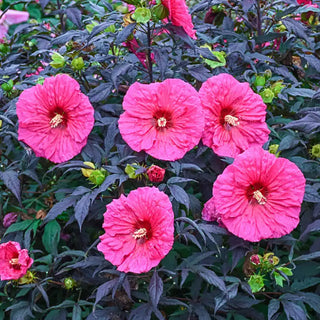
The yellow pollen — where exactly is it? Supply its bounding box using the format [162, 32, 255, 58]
[9, 258, 19, 266]
[224, 115, 240, 127]
[253, 190, 267, 205]
[157, 117, 167, 128]
[50, 113, 64, 128]
[132, 228, 147, 239]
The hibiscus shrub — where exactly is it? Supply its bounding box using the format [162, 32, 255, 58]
[1, 0, 320, 319]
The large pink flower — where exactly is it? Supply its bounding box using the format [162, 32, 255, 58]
[0, 241, 33, 280]
[0, 10, 29, 41]
[161, 0, 196, 39]
[199, 73, 270, 158]
[16, 74, 95, 163]
[97, 187, 174, 273]
[118, 79, 204, 161]
[206, 147, 305, 242]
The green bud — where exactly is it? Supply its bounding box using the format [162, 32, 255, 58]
[248, 274, 265, 293]
[125, 163, 138, 179]
[50, 52, 66, 69]
[268, 144, 280, 157]
[153, 3, 169, 20]
[88, 169, 106, 186]
[64, 277, 77, 290]
[311, 144, 320, 158]
[275, 23, 286, 33]
[1, 79, 13, 92]
[71, 57, 85, 71]
[18, 271, 37, 284]
[260, 88, 274, 104]
[116, 5, 129, 14]
[132, 8, 152, 24]
[263, 252, 279, 266]
[271, 81, 285, 95]
[254, 75, 266, 87]
[264, 69, 272, 79]
[81, 161, 95, 178]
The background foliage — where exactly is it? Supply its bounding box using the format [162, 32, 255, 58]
[1, 0, 320, 319]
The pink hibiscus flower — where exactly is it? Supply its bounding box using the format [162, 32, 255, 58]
[97, 187, 174, 273]
[297, 0, 312, 4]
[0, 10, 29, 41]
[118, 79, 204, 161]
[16, 74, 94, 163]
[207, 147, 305, 242]
[0, 241, 33, 280]
[161, 0, 196, 39]
[199, 73, 270, 158]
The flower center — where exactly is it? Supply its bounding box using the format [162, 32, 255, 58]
[157, 117, 167, 128]
[9, 258, 20, 266]
[132, 227, 147, 239]
[224, 114, 240, 127]
[252, 190, 267, 205]
[50, 113, 64, 128]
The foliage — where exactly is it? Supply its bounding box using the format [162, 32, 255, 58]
[0, 0, 320, 319]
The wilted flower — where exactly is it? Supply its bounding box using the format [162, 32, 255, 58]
[118, 79, 204, 161]
[16, 74, 95, 163]
[3, 212, 17, 227]
[97, 187, 174, 273]
[199, 73, 270, 158]
[207, 147, 306, 242]
[0, 241, 33, 280]
[147, 165, 165, 183]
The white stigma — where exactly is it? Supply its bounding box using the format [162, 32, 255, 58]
[132, 228, 147, 239]
[224, 115, 240, 127]
[157, 117, 167, 128]
[50, 113, 64, 128]
[253, 190, 267, 205]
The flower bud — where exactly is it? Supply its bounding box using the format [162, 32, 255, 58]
[71, 57, 85, 71]
[260, 88, 274, 103]
[125, 163, 138, 179]
[3, 212, 18, 228]
[18, 270, 36, 284]
[1, 79, 13, 92]
[264, 69, 272, 79]
[64, 277, 77, 290]
[132, 8, 152, 24]
[311, 144, 320, 158]
[254, 75, 266, 87]
[263, 252, 279, 266]
[50, 52, 66, 69]
[248, 274, 265, 293]
[147, 165, 165, 183]
[116, 5, 129, 14]
[88, 169, 106, 186]
[153, 3, 169, 20]
[81, 161, 95, 178]
[250, 254, 262, 266]
[268, 144, 280, 157]
[271, 81, 285, 95]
